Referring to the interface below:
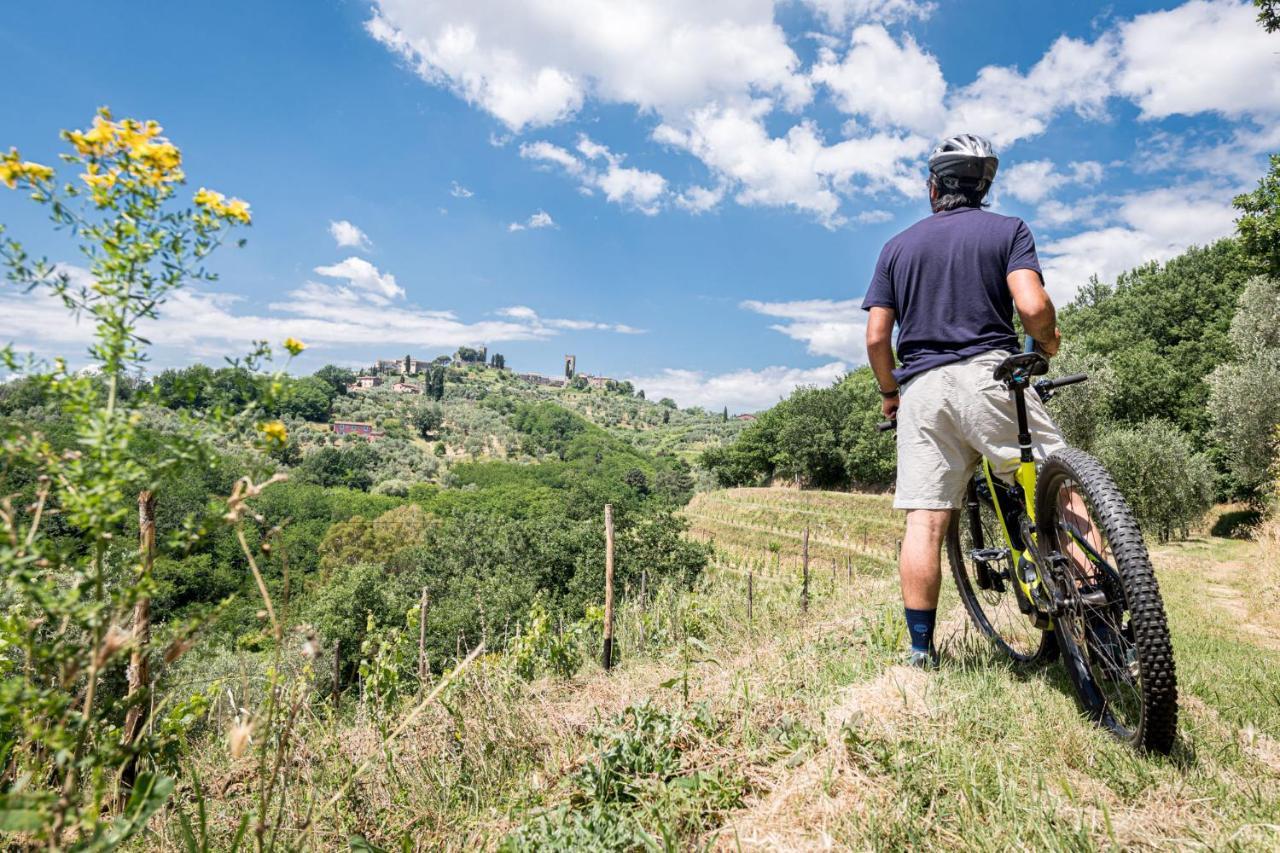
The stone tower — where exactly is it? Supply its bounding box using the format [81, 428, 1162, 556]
[564, 354, 576, 379]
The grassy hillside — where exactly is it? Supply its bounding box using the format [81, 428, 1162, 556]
[162, 487, 1280, 850]
[292, 363, 745, 485]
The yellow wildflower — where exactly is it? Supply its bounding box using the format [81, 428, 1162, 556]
[131, 140, 183, 185]
[193, 187, 225, 208]
[283, 337, 306, 356]
[71, 114, 119, 156]
[258, 420, 288, 445]
[0, 149, 55, 189]
[222, 197, 251, 223]
[194, 187, 251, 223]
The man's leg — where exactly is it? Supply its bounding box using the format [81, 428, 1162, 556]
[900, 508, 952, 658]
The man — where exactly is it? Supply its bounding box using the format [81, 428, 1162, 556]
[862, 133, 1066, 668]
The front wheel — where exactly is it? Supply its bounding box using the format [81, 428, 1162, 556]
[1035, 448, 1178, 753]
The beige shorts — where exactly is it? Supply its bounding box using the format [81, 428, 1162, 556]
[893, 350, 1067, 511]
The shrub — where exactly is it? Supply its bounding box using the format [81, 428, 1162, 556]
[1094, 420, 1215, 540]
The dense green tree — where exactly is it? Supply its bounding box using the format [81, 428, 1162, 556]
[658, 397, 677, 409]
[1234, 154, 1280, 275]
[1256, 0, 1279, 33]
[622, 467, 649, 495]
[411, 400, 444, 437]
[1058, 239, 1254, 441]
[0, 375, 50, 414]
[276, 376, 334, 421]
[312, 364, 355, 397]
[701, 367, 895, 491]
[1044, 347, 1122, 452]
[510, 401, 590, 459]
[295, 444, 379, 491]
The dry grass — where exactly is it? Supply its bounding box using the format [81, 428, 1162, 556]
[142, 488, 1280, 850]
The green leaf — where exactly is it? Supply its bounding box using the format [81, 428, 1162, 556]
[0, 797, 44, 833]
[349, 835, 387, 853]
[76, 773, 174, 852]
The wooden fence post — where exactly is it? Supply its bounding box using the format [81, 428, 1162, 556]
[603, 503, 616, 671]
[332, 639, 341, 712]
[417, 586, 430, 683]
[121, 490, 156, 791]
[747, 569, 754, 623]
[801, 527, 810, 613]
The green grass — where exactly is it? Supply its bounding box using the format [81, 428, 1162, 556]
[154, 489, 1280, 850]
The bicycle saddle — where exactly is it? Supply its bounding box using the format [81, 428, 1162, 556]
[993, 352, 1049, 387]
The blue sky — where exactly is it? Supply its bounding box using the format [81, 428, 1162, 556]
[2, 0, 1277, 410]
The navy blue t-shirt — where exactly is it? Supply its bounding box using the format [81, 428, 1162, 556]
[861, 207, 1043, 384]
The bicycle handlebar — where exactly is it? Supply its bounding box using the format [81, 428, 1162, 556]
[1039, 372, 1088, 391]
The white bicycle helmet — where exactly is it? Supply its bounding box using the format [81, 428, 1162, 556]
[928, 134, 999, 191]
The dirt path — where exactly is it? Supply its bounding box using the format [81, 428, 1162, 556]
[1153, 539, 1280, 650]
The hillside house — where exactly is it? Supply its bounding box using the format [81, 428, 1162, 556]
[735, 413, 757, 422]
[352, 375, 382, 390]
[582, 374, 611, 389]
[332, 421, 377, 439]
[392, 381, 421, 394]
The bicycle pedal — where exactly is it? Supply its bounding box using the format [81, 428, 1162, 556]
[970, 548, 1009, 591]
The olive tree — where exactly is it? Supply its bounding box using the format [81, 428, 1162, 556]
[1095, 420, 1215, 541]
[1208, 276, 1280, 493]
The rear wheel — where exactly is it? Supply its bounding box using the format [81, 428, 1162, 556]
[946, 483, 1056, 665]
[1035, 448, 1178, 754]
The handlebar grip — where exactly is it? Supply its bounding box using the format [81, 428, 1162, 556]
[1044, 373, 1089, 389]
[1023, 336, 1037, 354]
[877, 420, 897, 432]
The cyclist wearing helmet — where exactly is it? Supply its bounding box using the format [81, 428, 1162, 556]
[862, 133, 1066, 669]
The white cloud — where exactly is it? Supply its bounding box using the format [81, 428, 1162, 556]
[1038, 183, 1238, 302]
[1116, 0, 1280, 120]
[854, 209, 894, 224]
[742, 297, 870, 362]
[655, 102, 927, 227]
[627, 361, 848, 412]
[947, 34, 1118, 148]
[328, 220, 371, 250]
[365, 0, 809, 132]
[508, 210, 556, 231]
[521, 136, 669, 214]
[313, 257, 404, 303]
[674, 183, 726, 213]
[497, 304, 644, 333]
[364, 0, 1280, 230]
[3, 265, 643, 366]
[812, 25, 946, 134]
[450, 181, 474, 198]
[1002, 159, 1103, 204]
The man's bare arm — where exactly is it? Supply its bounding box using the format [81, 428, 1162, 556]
[865, 306, 900, 418]
[1008, 269, 1060, 356]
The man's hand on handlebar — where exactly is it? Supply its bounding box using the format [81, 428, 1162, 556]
[881, 392, 899, 420]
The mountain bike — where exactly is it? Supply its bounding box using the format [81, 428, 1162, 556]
[879, 342, 1178, 753]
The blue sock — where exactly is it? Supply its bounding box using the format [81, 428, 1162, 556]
[904, 608, 936, 653]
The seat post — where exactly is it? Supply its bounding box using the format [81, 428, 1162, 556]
[1013, 386, 1034, 464]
